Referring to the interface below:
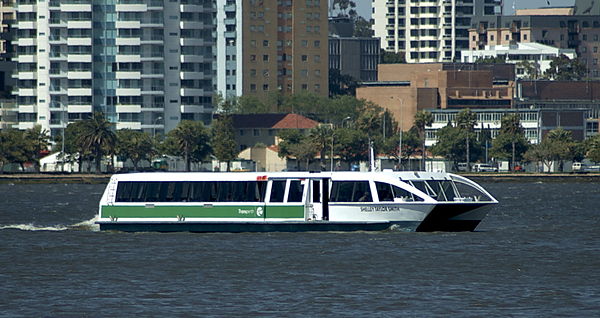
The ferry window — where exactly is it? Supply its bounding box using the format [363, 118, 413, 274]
[375, 182, 394, 201]
[454, 181, 493, 202]
[409, 181, 430, 197]
[330, 181, 372, 202]
[312, 180, 321, 203]
[288, 180, 304, 202]
[392, 185, 424, 202]
[270, 180, 286, 202]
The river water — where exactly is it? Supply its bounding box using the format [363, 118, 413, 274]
[1, 181, 599, 317]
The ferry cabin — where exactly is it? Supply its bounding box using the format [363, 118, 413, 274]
[97, 171, 497, 232]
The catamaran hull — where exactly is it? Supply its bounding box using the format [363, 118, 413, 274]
[96, 221, 411, 233]
[416, 203, 493, 232]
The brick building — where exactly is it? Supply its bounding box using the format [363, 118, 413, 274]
[356, 63, 515, 131]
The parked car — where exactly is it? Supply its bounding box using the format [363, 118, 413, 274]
[473, 163, 498, 172]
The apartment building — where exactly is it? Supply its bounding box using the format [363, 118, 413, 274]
[372, 0, 501, 63]
[14, 0, 215, 139]
[470, 0, 600, 78]
[238, 0, 328, 100]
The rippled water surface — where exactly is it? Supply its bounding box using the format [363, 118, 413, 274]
[1, 181, 599, 317]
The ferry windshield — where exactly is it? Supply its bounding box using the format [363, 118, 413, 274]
[409, 180, 491, 202]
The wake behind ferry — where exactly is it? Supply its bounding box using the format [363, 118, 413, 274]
[96, 171, 498, 232]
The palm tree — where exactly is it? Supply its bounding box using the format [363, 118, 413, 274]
[414, 110, 433, 171]
[77, 112, 116, 174]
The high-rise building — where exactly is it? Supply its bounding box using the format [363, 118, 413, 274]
[372, 0, 501, 63]
[215, 0, 329, 101]
[13, 0, 215, 139]
[329, 16, 380, 83]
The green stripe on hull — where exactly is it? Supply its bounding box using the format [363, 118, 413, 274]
[101, 205, 304, 219]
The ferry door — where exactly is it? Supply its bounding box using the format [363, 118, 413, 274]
[309, 178, 330, 221]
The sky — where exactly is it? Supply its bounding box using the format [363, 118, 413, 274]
[355, 0, 576, 18]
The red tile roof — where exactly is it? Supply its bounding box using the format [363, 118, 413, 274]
[230, 113, 319, 129]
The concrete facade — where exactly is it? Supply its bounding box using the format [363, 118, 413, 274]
[13, 0, 216, 139]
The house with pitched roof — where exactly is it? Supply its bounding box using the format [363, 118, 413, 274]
[231, 113, 320, 151]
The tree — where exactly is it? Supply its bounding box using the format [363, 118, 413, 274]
[77, 113, 116, 174]
[381, 50, 406, 64]
[332, 0, 356, 16]
[211, 115, 238, 171]
[543, 54, 588, 80]
[414, 110, 433, 171]
[329, 68, 358, 97]
[309, 125, 334, 170]
[524, 142, 553, 173]
[23, 125, 50, 172]
[0, 129, 29, 171]
[586, 134, 600, 163]
[474, 56, 507, 63]
[277, 129, 319, 170]
[334, 127, 370, 167]
[353, 16, 374, 37]
[456, 109, 477, 171]
[490, 113, 529, 170]
[516, 60, 541, 80]
[164, 120, 211, 172]
[237, 95, 270, 114]
[62, 121, 92, 173]
[546, 128, 577, 172]
[431, 124, 468, 169]
[115, 129, 155, 171]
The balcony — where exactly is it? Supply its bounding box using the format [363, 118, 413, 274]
[67, 71, 92, 79]
[116, 71, 141, 79]
[67, 21, 92, 29]
[116, 37, 141, 46]
[60, 4, 92, 12]
[115, 4, 147, 12]
[67, 88, 92, 96]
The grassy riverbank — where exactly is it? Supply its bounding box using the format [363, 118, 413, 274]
[1, 172, 600, 184]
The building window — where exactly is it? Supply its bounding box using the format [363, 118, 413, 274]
[250, 69, 256, 77]
[253, 129, 260, 136]
[301, 40, 308, 47]
[524, 34, 528, 40]
[263, 40, 269, 47]
[314, 55, 320, 62]
[250, 54, 256, 61]
[263, 84, 269, 91]
[301, 84, 308, 90]
[250, 84, 256, 91]
[263, 54, 269, 61]
[594, 47, 598, 53]
[301, 55, 308, 62]
[314, 40, 320, 47]
[490, 35, 494, 41]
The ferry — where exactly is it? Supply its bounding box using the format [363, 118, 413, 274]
[96, 171, 498, 232]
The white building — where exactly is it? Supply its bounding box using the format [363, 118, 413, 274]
[14, 0, 215, 139]
[372, 0, 501, 63]
[461, 42, 577, 78]
[215, 0, 242, 98]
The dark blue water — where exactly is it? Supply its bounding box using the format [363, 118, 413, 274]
[1, 181, 599, 317]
